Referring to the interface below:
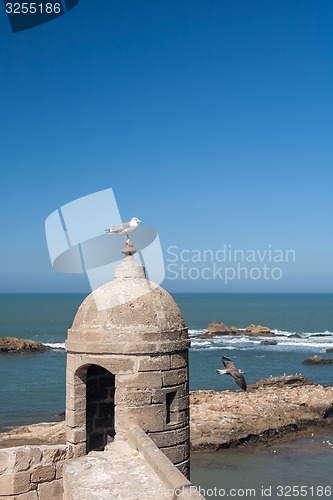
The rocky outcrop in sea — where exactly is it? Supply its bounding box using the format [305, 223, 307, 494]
[200, 322, 273, 338]
[302, 355, 333, 365]
[0, 337, 52, 353]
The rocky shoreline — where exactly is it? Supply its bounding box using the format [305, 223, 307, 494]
[1, 376, 332, 451]
[0, 337, 52, 353]
[0, 337, 65, 353]
[190, 375, 333, 451]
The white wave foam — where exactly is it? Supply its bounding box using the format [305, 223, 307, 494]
[44, 343, 66, 349]
[190, 340, 211, 346]
[188, 329, 207, 337]
[273, 340, 333, 349]
[187, 327, 333, 353]
[189, 328, 333, 338]
[272, 329, 333, 337]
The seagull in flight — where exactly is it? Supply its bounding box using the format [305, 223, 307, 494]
[216, 356, 247, 391]
[105, 217, 142, 239]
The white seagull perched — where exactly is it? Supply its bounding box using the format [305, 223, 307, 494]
[216, 356, 247, 391]
[105, 217, 142, 239]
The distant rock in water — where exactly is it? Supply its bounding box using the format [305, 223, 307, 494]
[204, 322, 273, 338]
[288, 333, 302, 338]
[229, 325, 239, 334]
[260, 340, 278, 345]
[302, 355, 333, 365]
[0, 337, 52, 353]
[245, 324, 273, 336]
[326, 348, 333, 353]
[207, 322, 231, 335]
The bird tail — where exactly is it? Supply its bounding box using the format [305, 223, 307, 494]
[105, 229, 113, 233]
[216, 369, 227, 375]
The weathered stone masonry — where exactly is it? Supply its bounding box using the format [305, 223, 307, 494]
[65, 246, 191, 476]
[0, 445, 67, 499]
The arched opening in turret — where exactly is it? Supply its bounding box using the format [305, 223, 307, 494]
[86, 364, 115, 453]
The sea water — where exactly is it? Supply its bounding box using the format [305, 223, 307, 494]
[191, 436, 333, 499]
[0, 293, 332, 496]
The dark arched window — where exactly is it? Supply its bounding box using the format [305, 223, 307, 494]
[86, 365, 115, 452]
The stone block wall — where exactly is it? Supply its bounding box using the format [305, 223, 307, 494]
[66, 348, 190, 476]
[0, 445, 67, 499]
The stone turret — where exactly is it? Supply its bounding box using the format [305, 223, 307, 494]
[65, 240, 190, 477]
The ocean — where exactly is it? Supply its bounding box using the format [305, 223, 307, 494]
[0, 293, 332, 497]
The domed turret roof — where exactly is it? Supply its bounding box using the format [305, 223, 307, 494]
[68, 252, 186, 344]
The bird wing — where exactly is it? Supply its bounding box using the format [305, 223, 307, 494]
[230, 370, 247, 391]
[109, 222, 130, 233]
[222, 356, 247, 390]
[222, 356, 237, 371]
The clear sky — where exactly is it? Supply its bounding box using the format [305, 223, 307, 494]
[0, 0, 332, 293]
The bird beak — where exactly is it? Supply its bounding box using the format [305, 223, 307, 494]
[137, 219, 142, 223]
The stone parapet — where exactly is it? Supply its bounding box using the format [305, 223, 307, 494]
[127, 425, 205, 499]
[63, 430, 205, 500]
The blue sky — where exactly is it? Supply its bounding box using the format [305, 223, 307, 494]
[0, 0, 332, 293]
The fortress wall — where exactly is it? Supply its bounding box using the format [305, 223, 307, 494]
[63, 426, 205, 500]
[0, 445, 67, 499]
[127, 425, 201, 497]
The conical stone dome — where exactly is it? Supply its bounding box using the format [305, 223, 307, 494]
[66, 253, 188, 354]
